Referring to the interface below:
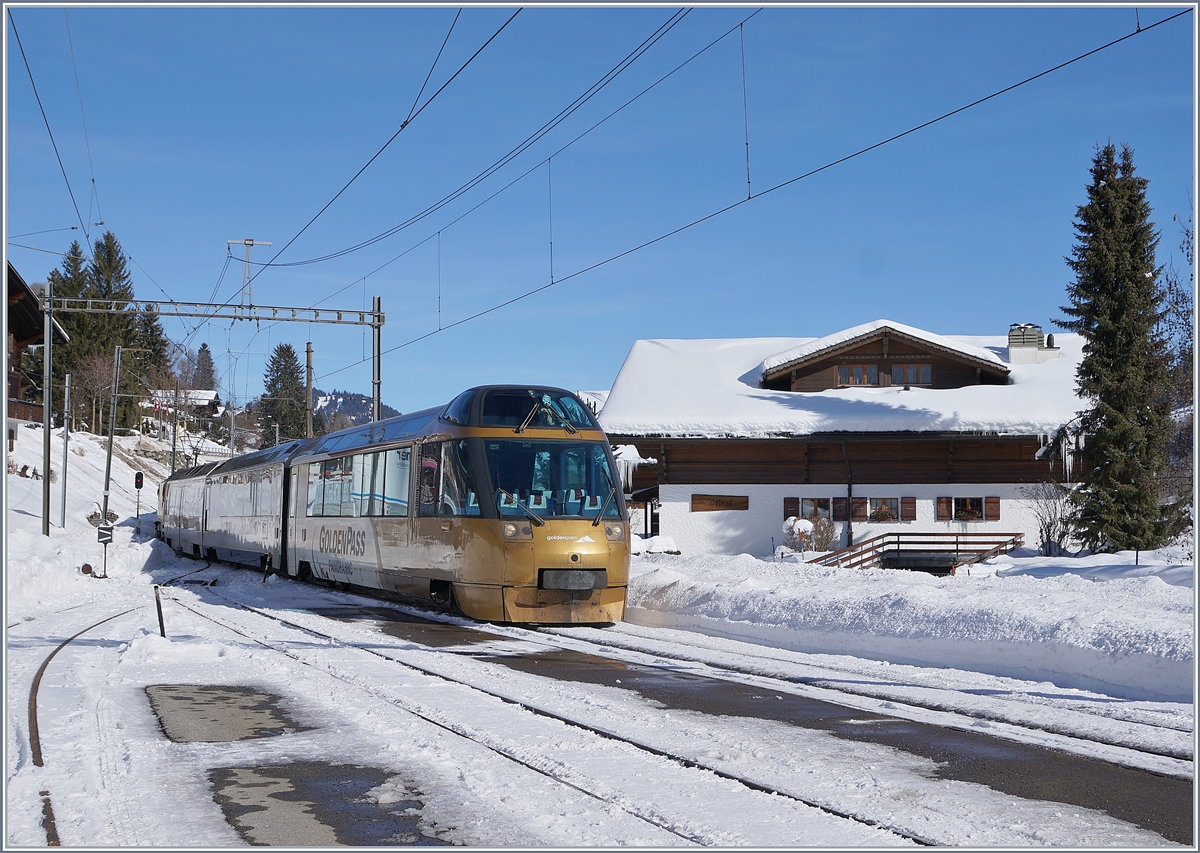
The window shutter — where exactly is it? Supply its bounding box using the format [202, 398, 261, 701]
[936, 496, 953, 521]
[985, 496, 1001, 521]
[900, 497, 917, 522]
[832, 497, 848, 521]
[851, 498, 868, 522]
[784, 497, 799, 520]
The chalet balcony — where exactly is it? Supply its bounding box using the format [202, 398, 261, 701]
[8, 398, 42, 423]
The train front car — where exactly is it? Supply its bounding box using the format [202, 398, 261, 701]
[289, 386, 629, 624]
[453, 386, 629, 623]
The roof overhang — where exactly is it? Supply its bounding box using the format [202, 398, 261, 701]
[7, 263, 70, 347]
[761, 324, 1008, 384]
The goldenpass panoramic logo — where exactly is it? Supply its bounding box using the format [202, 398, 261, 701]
[319, 525, 368, 557]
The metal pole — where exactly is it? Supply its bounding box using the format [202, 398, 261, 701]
[101, 346, 121, 525]
[306, 342, 313, 438]
[170, 379, 178, 472]
[274, 422, 279, 446]
[60, 374, 70, 528]
[229, 397, 235, 457]
[372, 296, 381, 422]
[154, 585, 166, 637]
[42, 278, 53, 535]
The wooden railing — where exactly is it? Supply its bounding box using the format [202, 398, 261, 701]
[807, 531, 1025, 572]
[7, 398, 42, 423]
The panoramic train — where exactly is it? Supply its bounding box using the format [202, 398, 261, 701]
[158, 386, 629, 624]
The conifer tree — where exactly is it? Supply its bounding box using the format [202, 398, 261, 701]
[258, 343, 307, 443]
[1057, 143, 1183, 551]
[194, 343, 217, 391]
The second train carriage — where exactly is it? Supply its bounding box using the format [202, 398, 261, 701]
[158, 386, 630, 624]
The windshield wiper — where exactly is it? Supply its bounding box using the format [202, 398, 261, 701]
[497, 487, 545, 526]
[591, 486, 617, 527]
[514, 397, 577, 435]
[515, 401, 540, 434]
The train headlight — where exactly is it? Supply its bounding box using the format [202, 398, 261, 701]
[502, 521, 534, 540]
[603, 522, 626, 542]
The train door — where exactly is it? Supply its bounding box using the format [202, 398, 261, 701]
[412, 442, 454, 574]
[286, 465, 304, 576]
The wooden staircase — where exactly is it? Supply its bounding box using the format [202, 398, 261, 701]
[807, 531, 1025, 574]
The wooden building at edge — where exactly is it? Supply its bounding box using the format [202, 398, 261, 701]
[599, 319, 1078, 557]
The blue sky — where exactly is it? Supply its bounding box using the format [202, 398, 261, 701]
[5, 5, 1195, 416]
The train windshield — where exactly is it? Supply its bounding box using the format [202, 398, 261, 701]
[480, 389, 598, 431]
[482, 440, 620, 519]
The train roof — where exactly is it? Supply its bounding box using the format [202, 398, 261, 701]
[291, 406, 443, 461]
[164, 438, 315, 483]
[164, 386, 602, 479]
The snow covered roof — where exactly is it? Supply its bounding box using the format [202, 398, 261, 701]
[148, 389, 219, 406]
[761, 319, 1006, 377]
[599, 325, 1085, 439]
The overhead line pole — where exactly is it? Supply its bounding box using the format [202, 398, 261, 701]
[42, 277, 53, 535]
[45, 294, 386, 433]
[61, 374, 70, 529]
[372, 296, 381, 422]
[227, 239, 271, 306]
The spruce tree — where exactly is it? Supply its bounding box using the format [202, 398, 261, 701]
[195, 343, 217, 391]
[258, 343, 307, 443]
[1057, 143, 1182, 551]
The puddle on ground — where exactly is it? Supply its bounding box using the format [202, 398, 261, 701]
[145, 685, 313, 743]
[209, 762, 450, 846]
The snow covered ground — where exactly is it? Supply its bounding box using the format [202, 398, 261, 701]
[4, 427, 1195, 847]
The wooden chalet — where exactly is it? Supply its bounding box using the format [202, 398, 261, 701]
[7, 262, 69, 430]
[600, 319, 1076, 557]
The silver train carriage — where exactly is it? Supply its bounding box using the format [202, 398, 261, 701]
[158, 386, 630, 623]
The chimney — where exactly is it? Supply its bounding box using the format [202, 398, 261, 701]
[1007, 323, 1060, 364]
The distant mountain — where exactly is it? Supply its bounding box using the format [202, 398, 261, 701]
[312, 388, 401, 430]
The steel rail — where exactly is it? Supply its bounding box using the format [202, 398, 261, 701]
[25, 608, 139, 848]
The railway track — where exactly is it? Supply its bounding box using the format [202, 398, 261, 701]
[18, 560, 1189, 846]
[150, 569, 1190, 845]
[170, 581, 935, 846]
[205, 564, 1193, 773]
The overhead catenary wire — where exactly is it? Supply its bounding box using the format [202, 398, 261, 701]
[8, 10, 88, 236]
[242, 8, 523, 293]
[299, 8, 762, 321]
[147, 8, 693, 382]
[314, 7, 1191, 384]
[269, 7, 692, 269]
[407, 8, 462, 124]
[111, 4, 707, 366]
[64, 10, 103, 240]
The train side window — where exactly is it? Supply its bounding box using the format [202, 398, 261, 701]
[438, 440, 477, 516]
[418, 443, 441, 517]
[358, 452, 385, 517]
[382, 447, 411, 517]
[337, 456, 358, 518]
[307, 462, 324, 516]
[320, 458, 352, 518]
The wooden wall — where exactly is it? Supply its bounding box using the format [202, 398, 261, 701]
[621, 435, 1061, 486]
[763, 336, 1008, 392]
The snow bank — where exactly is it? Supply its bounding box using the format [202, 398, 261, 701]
[627, 552, 1194, 703]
